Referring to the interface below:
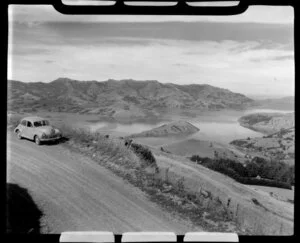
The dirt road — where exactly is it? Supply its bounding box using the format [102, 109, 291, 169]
[6, 132, 199, 234]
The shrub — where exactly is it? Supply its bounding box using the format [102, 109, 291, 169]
[190, 155, 213, 165]
[176, 177, 185, 195]
[189, 155, 293, 189]
[252, 198, 260, 206]
[130, 143, 156, 166]
[239, 177, 291, 189]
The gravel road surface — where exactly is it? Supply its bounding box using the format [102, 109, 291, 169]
[7, 132, 199, 234]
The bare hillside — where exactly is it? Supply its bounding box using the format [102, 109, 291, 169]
[130, 121, 199, 138]
[8, 78, 254, 120]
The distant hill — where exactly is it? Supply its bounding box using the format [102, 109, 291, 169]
[255, 96, 294, 110]
[7, 78, 255, 119]
[130, 121, 200, 138]
[238, 112, 294, 135]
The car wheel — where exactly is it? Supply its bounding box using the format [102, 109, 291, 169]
[34, 135, 41, 145]
[16, 130, 22, 140]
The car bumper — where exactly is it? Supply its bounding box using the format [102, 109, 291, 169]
[40, 135, 61, 142]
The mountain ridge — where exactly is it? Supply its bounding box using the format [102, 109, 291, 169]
[8, 78, 255, 119]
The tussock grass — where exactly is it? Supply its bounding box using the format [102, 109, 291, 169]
[60, 125, 141, 169]
[7, 114, 23, 130]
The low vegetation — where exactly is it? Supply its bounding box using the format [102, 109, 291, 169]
[60, 126, 143, 170]
[7, 114, 22, 130]
[190, 155, 293, 189]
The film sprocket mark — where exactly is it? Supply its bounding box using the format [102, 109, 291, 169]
[56, 0, 249, 15]
[8, 0, 296, 14]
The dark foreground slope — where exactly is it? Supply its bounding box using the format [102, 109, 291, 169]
[7, 183, 43, 233]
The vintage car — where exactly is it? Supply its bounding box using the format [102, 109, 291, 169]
[14, 116, 62, 145]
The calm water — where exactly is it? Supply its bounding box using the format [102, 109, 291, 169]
[188, 121, 262, 143]
[81, 109, 290, 144]
[43, 109, 292, 145]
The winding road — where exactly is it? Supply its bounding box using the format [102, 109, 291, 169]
[6, 132, 199, 234]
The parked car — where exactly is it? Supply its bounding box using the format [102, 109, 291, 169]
[14, 116, 62, 145]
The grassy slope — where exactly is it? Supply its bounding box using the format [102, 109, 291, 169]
[58, 126, 293, 235]
[57, 126, 241, 233]
[151, 147, 293, 235]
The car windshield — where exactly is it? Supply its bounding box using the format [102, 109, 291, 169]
[34, 120, 49, 127]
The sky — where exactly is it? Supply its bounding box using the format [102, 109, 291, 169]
[8, 4, 294, 98]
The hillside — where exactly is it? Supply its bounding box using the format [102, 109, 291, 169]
[255, 96, 294, 110]
[130, 121, 200, 138]
[7, 78, 254, 120]
[162, 138, 246, 161]
[230, 127, 295, 165]
[150, 146, 293, 235]
[238, 112, 294, 135]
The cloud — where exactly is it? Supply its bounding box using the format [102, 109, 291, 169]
[250, 54, 294, 62]
[272, 55, 294, 61]
[10, 46, 52, 56]
[8, 36, 294, 96]
[10, 20, 293, 48]
[45, 60, 55, 64]
[7, 5, 295, 97]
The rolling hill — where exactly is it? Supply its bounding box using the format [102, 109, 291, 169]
[255, 96, 294, 110]
[7, 78, 255, 120]
[230, 127, 295, 165]
[234, 112, 294, 164]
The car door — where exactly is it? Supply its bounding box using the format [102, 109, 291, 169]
[26, 121, 35, 140]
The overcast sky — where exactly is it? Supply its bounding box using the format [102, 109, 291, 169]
[8, 5, 294, 98]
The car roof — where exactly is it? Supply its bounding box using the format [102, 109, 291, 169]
[22, 116, 48, 122]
